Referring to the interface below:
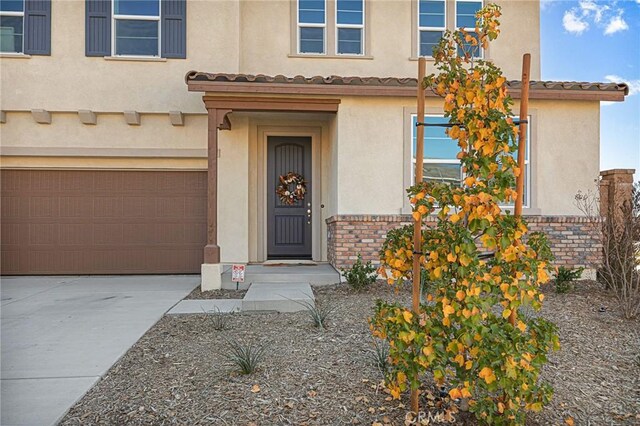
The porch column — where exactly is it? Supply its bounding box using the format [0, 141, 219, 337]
[201, 107, 231, 290]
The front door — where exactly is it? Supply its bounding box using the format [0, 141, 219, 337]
[267, 136, 312, 259]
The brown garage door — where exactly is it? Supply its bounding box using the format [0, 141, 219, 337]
[1, 170, 207, 275]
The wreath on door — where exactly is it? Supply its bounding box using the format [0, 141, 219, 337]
[276, 172, 307, 205]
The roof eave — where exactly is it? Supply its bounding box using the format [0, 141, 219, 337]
[186, 80, 626, 102]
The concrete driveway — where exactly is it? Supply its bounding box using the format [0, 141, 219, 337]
[1, 275, 199, 426]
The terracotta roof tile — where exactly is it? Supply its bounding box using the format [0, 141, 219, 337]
[186, 71, 629, 95]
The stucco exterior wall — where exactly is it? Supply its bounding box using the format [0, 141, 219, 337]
[0, 0, 240, 113]
[334, 97, 600, 216]
[239, 0, 540, 80]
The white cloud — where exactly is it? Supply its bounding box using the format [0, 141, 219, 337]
[563, 10, 589, 34]
[604, 75, 640, 96]
[561, 1, 629, 36]
[604, 15, 629, 35]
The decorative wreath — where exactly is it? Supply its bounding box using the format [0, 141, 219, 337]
[276, 172, 307, 205]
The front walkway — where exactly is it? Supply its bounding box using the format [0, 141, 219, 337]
[0, 275, 198, 426]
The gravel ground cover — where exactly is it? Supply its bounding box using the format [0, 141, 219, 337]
[61, 281, 639, 425]
[184, 287, 247, 300]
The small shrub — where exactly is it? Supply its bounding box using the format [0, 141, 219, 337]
[224, 338, 267, 374]
[297, 297, 336, 329]
[555, 266, 584, 294]
[341, 254, 377, 291]
[368, 338, 390, 377]
[201, 306, 232, 330]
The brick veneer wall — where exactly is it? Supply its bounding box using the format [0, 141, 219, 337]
[326, 215, 602, 274]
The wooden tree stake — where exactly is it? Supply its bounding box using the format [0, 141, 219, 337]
[511, 53, 531, 326]
[410, 56, 427, 414]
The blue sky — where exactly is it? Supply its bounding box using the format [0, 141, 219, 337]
[540, 0, 639, 181]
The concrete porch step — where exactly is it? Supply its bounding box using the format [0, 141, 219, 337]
[221, 263, 340, 290]
[241, 282, 314, 313]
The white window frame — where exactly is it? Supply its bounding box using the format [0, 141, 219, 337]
[0, 0, 25, 54]
[112, 0, 161, 58]
[297, 0, 326, 55]
[411, 113, 530, 208]
[455, 0, 483, 59]
[417, 0, 446, 58]
[335, 0, 364, 56]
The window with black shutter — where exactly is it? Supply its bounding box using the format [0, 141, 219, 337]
[0, 0, 50, 55]
[85, 0, 186, 58]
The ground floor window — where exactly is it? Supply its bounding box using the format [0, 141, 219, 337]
[411, 114, 530, 207]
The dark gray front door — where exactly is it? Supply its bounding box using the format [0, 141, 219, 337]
[267, 136, 312, 259]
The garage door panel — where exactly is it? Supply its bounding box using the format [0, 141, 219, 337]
[59, 224, 94, 245]
[29, 224, 59, 245]
[94, 197, 123, 218]
[1, 170, 206, 275]
[1, 196, 27, 219]
[30, 197, 59, 218]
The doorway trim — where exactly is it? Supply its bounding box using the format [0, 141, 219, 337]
[256, 125, 322, 262]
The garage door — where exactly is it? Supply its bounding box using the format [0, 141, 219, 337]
[1, 170, 207, 275]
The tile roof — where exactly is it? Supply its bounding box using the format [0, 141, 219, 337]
[186, 72, 629, 95]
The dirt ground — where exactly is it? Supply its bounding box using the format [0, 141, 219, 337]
[61, 281, 639, 425]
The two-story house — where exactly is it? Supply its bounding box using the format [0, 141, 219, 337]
[0, 0, 628, 288]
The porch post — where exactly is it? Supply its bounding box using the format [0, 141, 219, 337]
[201, 107, 232, 290]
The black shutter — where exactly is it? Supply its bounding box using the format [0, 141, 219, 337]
[23, 0, 51, 55]
[85, 0, 111, 56]
[161, 0, 186, 59]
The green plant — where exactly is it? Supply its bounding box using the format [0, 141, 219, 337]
[296, 297, 336, 329]
[371, 5, 559, 424]
[342, 254, 377, 291]
[554, 266, 584, 294]
[368, 337, 390, 377]
[201, 306, 232, 330]
[223, 338, 267, 375]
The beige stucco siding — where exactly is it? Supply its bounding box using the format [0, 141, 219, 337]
[532, 101, 600, 215]
[239, 0, 540, 80]
[0, 0, 240, 113]
[334, 97, 599, 216]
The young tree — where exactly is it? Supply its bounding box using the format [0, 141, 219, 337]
[370, 5, 559, 424]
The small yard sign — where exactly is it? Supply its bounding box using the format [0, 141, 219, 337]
[231, 264, 245, 283]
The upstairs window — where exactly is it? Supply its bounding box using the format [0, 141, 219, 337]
[418, 0, 445, 57]
[1, 0, 49, 55]
[86, 0, 186, 58]
[455, 0, 482, 58]
[416, 0, 484, 59]
[0, 0, 24, 53]
[113, 0, 160, 56]
[336, 0, 363, 55]
[298, 0, 326, 54]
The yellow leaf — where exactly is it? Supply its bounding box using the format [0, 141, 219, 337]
[449, 388, 462, 399]
[422, 345, 433, 356]
[434, 267, 442, 279]
[459, 255, 471, 267]
[442, 304, 455, 318]
[565, 417, 575, 426]
[402, 310, 413, 323]
[450, 213, 461, 224]
[429, 251, 439, 261]
[456, 290, 465, 301]
[502, 309, 511, 319]
[539, 294, 545, 301]
[517, 321, 527, 333]
[447, 252, 457, 262]
[464, 176, 476, 187]
[418, 205, 428, 215]
[454, 354, 465, 367]
[397, 371, 407, 384]
[465, 360, 473, 370]
[461, 387, 472, 398]
[412, 211, 421, 221]
[251, 384, 261, 393]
